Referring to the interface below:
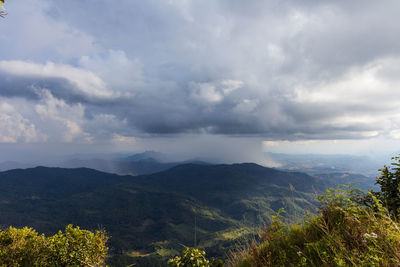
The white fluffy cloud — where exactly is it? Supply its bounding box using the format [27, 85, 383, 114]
[291, 57, 400, 137]
[0, 101, 44, 143]
[190, 82, 224, 103]
[34, 89, 92, 143]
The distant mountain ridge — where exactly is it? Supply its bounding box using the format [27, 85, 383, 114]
[57, 152, 211, 176]
[138, 163, 324, 196]
[123, 151, 166, 162]
[0, 166, 132, 199]
[0, 161, 35, 171]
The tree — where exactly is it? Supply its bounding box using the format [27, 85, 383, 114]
[375, 155, 400, 218]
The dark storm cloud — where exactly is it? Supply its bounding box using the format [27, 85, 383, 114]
[1, 0, 400, 145]
[0, 74, 94, 104]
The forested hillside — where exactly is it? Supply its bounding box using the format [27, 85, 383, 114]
[0, 163, 330, 266]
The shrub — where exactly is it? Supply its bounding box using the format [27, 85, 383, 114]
[168, 247, 224, 267]
[0, 224, 108, 266]
[168, 247, 210, 267]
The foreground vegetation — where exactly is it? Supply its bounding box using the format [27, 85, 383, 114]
[169, 186, 400, 266]
[228, 186, 400, 266]
[0, 225, 108, 266]
[169, 156, 400, 266]
[224, 156, 400, 266]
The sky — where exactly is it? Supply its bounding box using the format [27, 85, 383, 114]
[1, 0, 400, 164]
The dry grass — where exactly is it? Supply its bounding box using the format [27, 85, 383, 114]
[228, 186, 400, 267]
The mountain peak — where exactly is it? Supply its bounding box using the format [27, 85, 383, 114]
[125, 151, 166, 162]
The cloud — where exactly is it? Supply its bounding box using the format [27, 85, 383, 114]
[0, 101, 44, 143]
[34, 89, 92, 143]
[79, 50, 144, 92]
[2, 0, 400, 153]
[0, 0, 99, 61]
[111, 134, 137, 145]
[287, 57, 400, 139]
[221, 80, 243, 95]
[0, 60, 118, 100]
[190, 82, 224, 103]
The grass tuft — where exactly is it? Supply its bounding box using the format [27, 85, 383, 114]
[229, 186, 400, 267]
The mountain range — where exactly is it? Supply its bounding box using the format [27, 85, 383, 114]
[0, 161, 376, 266]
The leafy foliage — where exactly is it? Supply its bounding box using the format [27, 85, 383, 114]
[0, 224, 108, 266]
[231, 186, 400, 266]
[375, 155, 400, 217]
[168, 247, 224, 267]
[168, 247, 210, 267]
